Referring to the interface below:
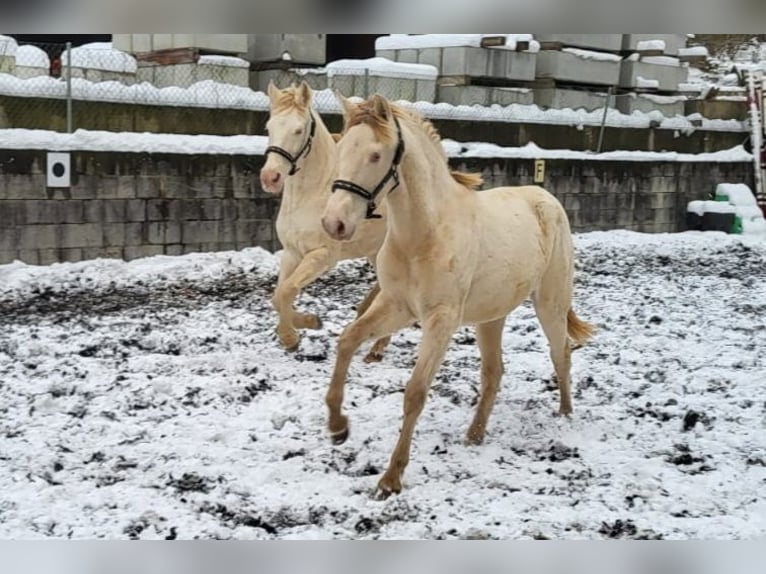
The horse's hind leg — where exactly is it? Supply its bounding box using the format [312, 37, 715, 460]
[466, 318, 506, 445]
[355, 281, 392, 363]
[532, 293, 573, 416]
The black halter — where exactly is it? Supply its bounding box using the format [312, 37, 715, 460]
[331, 118, 405, 220]
[264, 113, 317, 176]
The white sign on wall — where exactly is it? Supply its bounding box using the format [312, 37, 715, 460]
[47, 152, 71, 188]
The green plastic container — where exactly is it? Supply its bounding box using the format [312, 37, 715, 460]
[731, 215, 743, 234]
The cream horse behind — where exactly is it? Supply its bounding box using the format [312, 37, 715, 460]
[321, 94, 595, 497]
[259, 81, 390, 360]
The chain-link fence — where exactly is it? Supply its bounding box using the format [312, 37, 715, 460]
[0, 36, 754, 144]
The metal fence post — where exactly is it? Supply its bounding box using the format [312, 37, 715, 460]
[596, 86, 613, 153]
[363, 68, 369, 98]
[65, 42, 73, 134]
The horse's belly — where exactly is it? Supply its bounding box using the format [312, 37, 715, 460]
[462, 265, 537, 324]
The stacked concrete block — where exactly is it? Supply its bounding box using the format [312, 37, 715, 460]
[376, 41, 536, 83]
[0, 35, 17, 74]
[535, 49, 621, 86]
[112, 35, 248, 56]
[14, 45, 49, 79]
[252, 68, 328, 93]
[617, 93, 686, 117]
[437, 85, 533, 107]
[138, 56, 250, 88]
[619, 55, 689, 92]
[534, 87, 609, 112]
[622, 35, 687, 56]
[67, 43, 138, 85]
[439, 48, 536, 82]
[535, 34, 623, 53]
[327, 58, 437, 103]
[244, 34, 326, 66]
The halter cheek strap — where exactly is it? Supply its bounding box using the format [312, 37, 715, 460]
[331, 118, 405, 220]
[264, 113, 317, 176]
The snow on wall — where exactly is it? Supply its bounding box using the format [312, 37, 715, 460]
[198, 55, 250, 69]
[326, 57, 438, 80]
[375, 34, 540, 53]
[69, 42, 137, 74]
[0, 128, 753, 164]
[562, 48, 622, 63]
[15, 45, 49, 69]
[0, 35, 18, 57]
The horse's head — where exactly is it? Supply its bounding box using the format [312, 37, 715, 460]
[322, 93, 402, 241]
[260, 80, 316, 195]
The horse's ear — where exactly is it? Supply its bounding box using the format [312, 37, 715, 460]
[370, 93, 392, 121]
[296, 80, 312, 107]
[267, 80, 280, 102]
[335, 90, 356, 126]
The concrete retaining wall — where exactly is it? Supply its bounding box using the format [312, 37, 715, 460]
[0, 148, 753, 265]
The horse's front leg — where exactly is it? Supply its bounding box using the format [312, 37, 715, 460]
[272, 248, 332, 351]
[326, 293, 412, 444]
[377, 306, 460, 497]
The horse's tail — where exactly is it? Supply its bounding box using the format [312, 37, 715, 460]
[450, 170, 483, 190]
[567, 308, 595, 348]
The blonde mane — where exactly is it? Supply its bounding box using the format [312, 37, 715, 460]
[344, 97, 483, 190]
[271, 84, 311, 114]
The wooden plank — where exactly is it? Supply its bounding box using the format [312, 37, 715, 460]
[538, 41, 563, 51]
[135, 48, 200, 67]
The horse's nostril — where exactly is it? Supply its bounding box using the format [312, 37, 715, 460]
[272, 172, 281, 183]
[337, 221, 345, 237]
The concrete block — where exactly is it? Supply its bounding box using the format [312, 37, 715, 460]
[6, 174, 46, 199]
[60, 223, 103, 248]
[152, 34, 174, 51]
[438, 85, 491, 106]
[165, 245, 184, 256]
[536, 34, 623, 52]
[147, 199, 180, 221]
[619, 60, 688, 91]
[617, 93, 686, 117]
[20, 225, 57, 250]
[59, 201, 85, 224]
[16, 249, 40, 265]
[61, 248, 83, 262]
[416, 48, 442, 70]
[0, 55, 15, 75]
[622, 34, 687, 56]
[492, 87, 534, 106]
[245, 34, 323, 65]
[253, 69, 328, 93]
[0, 227, 19, 252]
[124, 245, 164, 260]
[535, 50, 621, 86]
[38, 249, 61, 265]
[15, 65, 48, 79]
[534, 87, 610, 112]
[182, 221, 220, 244]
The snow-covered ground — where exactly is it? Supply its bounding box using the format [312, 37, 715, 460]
[1, 230, 765, 540]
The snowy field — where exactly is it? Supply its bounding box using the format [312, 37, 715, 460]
[1, 230, 765, 540]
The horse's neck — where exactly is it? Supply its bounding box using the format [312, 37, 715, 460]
[386, 126, 455, 245]
[282, 112, 336, 205]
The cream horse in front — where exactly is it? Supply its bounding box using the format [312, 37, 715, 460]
[259, 81, 390, 360]
[321, 94, 595, 497]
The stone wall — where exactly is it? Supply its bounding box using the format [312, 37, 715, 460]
[0, 151, 276, 265]
[0, 148, 754, 265]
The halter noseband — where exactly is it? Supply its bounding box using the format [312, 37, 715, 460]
[264, 113, 317, 176]
[331, 118, 405, 220]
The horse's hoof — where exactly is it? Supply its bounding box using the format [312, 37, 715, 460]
[363, 352, 384, 364]
[375, 475, 401, 498]
[281, 336, 301, 353]
[465, 430, 485, 446]
[330, 426, 349, 445]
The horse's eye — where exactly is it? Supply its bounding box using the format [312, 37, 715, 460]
[370, 152, 381, 163]
[294, 128, 304, 135]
